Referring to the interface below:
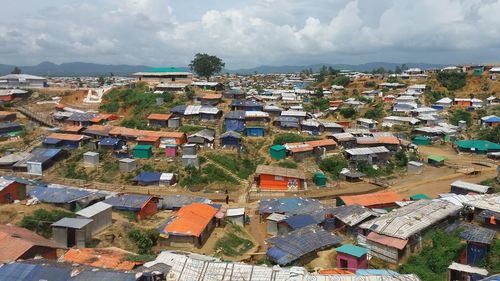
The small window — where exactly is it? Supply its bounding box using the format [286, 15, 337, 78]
[275, 176, 284, 181]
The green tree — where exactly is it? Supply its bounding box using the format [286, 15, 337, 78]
[20, 209, 75, 237]
[449, 109, 472, 125]
[477, 126, 500, 143]
[339, 107, 357, 118]
[332, 76, 350, 87]
[10, 66, 21, 74]
[437, 72, 467, 91]
[394, 150, 408, 167]
[189, 53, 225, 80]
[98, 76, 105, 86]
[318, 157, 348, 180]
[364, 105, 384, 119]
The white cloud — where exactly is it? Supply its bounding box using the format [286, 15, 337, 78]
[0, 0, 500, 67]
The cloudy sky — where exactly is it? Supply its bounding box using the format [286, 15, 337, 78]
[1, 0, 500, 69]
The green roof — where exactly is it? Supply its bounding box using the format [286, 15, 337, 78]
[413, 136, 429, 141]
[314, 172, 327, 179]
[270, 145, 286, 151]
[133, 144, 153, 150]
[336, 244, 368, 258]
[455, 140, 500, 152]
[428, 155, 446, 162]
[143, 67, 186, 73]
[410, 194, 431, 200]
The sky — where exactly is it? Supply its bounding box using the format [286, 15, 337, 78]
[1, 0, 500, 69]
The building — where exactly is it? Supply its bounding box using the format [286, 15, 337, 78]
[0, 225, 64, 262]
[226, 207, 245, 226]
[182, 155, 199, 168]
[266, 213, 288, 236]
[255, 165, 307, 191]
[337, 192, 404, 209]
[448, 262, 488, 281]
[0, 111, 16, 122]
[133, 144, 153, 159]
[147, 113, 172, 128]
[450, 180, 493, 195]
[26, 148, 65, 176]
[269, 145, 287, 160]
[455, 140, 500, 154]
[335, 244, 368, 273]
[43, 133, 88, 149]
[220, 131, 242, 148]
[313, 172, 327, 187]
[0, 177, 26, 203]
[133, 67, 193, 87]
[407, 161, 424, 174]
[63, 248, 138, 271]
[28, 185, 107, 211]
[159, 203, 218, 248]
[344, 146, 391, 166]
[119, 158, 137, 172]
[463, 194, 500, 227]
[0, 74, 47, 88]
[356, 118, 378, 129]
[51, 217, 93, 248]
[427, 154, 446, 166]
[0, 122, 23, 136]
[75, 202, 112, 235]
[187, 129, 215, 146]
[83, 151, 99, 166]
[224, 110, 245, 132]
[200, 93, 223, 106]
[98, 137, 123, 150]
[103, 194, 159, 220]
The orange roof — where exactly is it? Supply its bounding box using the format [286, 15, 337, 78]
[137, 135, 160, 142]
[63, 248, 140, 270]
[319, 269, 354, 275]
[286, 142, 313, 153]
[367, 232, 408, 250]
[0, 225, 64, 263]
[0, 111, 15, 117]
[47, 133, 84, 141]
[375, 136, 400, 145]
[62, 125, 83, 133]
[147, 113, 172, 121]
[306, 139, 337, 148]
[90, 113, 117, 123]
[164, 203, 218, 237]
[340, 192, 404, 207]
[55, 103, 65, 109]
[202, 93, 222, 100]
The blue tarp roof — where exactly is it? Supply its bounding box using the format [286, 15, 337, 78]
[27, 148, 62, 163]
[460, 225, 496, 245]
[43, 138, 62, 145]
[28, 185, 99, 203]
[170, 105, 187, 114]
[231, 100, 263, 107]
[103, 194, 153, 211]
[484, 116, 500, 123]
[161, 195, 211, 210]
[72, 271, 137, 281]
[0, 262, 70, 281]
[285, 214, 318, 230]
[135, 172, 161, 183]
[267, 225, 342, 265]
[356, 269, 400, 276]
[99, 137, 121, 146]
[224, 110, 245, 120]
[0, 122, 21, 130]
[259, 197, 322, 214]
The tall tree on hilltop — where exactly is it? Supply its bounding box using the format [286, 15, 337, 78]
[189, 53, 225, 81]
[10, 67, 21, 74]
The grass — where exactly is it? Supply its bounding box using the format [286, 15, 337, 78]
[180, 164, 240, 188]
[215, 232, 254, 257]
[206, 153, 257, 179]
[277, 160, 298, 168]
[179, 124, 206, 133]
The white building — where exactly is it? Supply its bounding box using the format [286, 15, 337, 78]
[0, 74, 47, 88]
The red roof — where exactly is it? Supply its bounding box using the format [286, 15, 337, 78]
[0, 111, 15, 117]
[163, 203, 217, 237]
[340, 192, 404, 207]
[319, 269, 354, 275]
[47, 133, 84, 141]
[202, 93, 222, 100]
[137, 135, 160, 142]
[91, 114, 117, 123]
[306, 139, 337, 147]
[0, 225, 64, 262]
[367, 232, 408, 250]
[63, 248, 140, 270]
[62, 125, 83, 133]
[147, 113, 172, 121]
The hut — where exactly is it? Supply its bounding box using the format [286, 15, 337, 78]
[168, 117, 181, 128]
[255, 165, 307, 191]
[266, 213, 288, 236]
[182, 155, 199, 168]
[220, 131, 241, 148]
[448, 262, 488, 281]
[313, 172, 327, 187]
[51, 218, 93, 248]
[427, 155, 446, 166]
[164, 144, 177, 158]
[460, 225, 496, 266]
[269, 145, 287, 160]
[135, 172, 162, 186]
[187, 129, 215, 146]
[133, 144, 153, 159]
[337, 192, 404, 208]
[407, 161, 424, 174]
[26, 148, 65, 176]
[182, 143, 197, 155]
[147, 113, 172, 128]
[450, 180, 493, 195]
[0, 178, 26, 203]
[335, 244, 368, 273]
[137, 135, 161, 148]
[456, 140, 500, 154]
[226, 208, 245, 227]
[0, 111, 16, 122]
[246, 126, 265, 137]
[412, 135, 430, 146]
[224, 110, 245, 132]
[103, 194, 159, 220]
[98, 137, 123, 150]
[27, 185, 106, 211]
[119, 158, 136, 172]
[160, 173, 176, 186]
[83, 152, 99, 167]
[75, 202, 112, 235]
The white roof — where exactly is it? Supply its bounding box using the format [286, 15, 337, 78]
[407, 161, 423, 167]
[357, 118, 378, 124]
[437, 194, 485, 206]
[435, 97, 453, 104]
[198, 106, 220, 114]
[160, 173, 174, 181]
[0, 178, 16, 191]
[360, 200, 461, 239]
[226, 208, 245, 217]
[267, 213, 288, 222]
[448, 262, 488, 276]
[463, 193, 500, 213]
[281, 110, 307, 117]
[191, 81, 220, 86]
[383, 116, 420, 124]
[245, 111, 269, 118]
[76, 202, 112, 218]
[345, 146, 390, 156]
[0, 74, 47, 81]
[184, 105, 202, 115]
[83, 151, 99, 157]
[119, 158, 136, 163]
[450, 180, 491, 194]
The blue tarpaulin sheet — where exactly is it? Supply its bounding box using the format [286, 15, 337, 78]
[225, 119, 245, 132]
[285, 214, 318, 230]
[43, 138, 62, 145]
[27, 148, 62, 163]
[135, 172, 161, 184]
[28, 185, 96, 203]
[103, 194, 152, 211]
[0, 262, 70, 281]
[99, 137, 120, 147]
[161, 195, 211, 210]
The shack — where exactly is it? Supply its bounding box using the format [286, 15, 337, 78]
[28, 185, 107, 211]
[450, 180, 493, 195]
[335, 244, 368, 273]
[83, 151, 99, 167]
[135, 172, 162, 186]
[337, 192, 404, 208]
[313, 172, 327, 187]
[98, 137, 123, 150]
[448, 262, 488, 281]
[182, 155, 199, 168]
[133, 144, 153, 159]
[427, 155, 446, 166]
[0, 111, 16, 122]
[0, 122, 23, 136]
[43, 133, 88, 149]
[224, 110, 245, 132]
[119, 158, 136, 172]
[147, 113, 172, 128]
[0, 178, 26, 203]
[103, 194, 159, 220]
[407, 161, 424, 174]
[220, 131, 242, 148]
[344, 146, 391, 166]
[51, 218, 93, 248]
[26, 148, 65, 176]
[460, 225, 496, 266]
[75, 202, 112, 235]
[187, 129, 215, 146]
[159, 203, 218, 248]
[269, 145, 287, 160]
[456, 140, 500, 154]
[255, 165, 307, 191]
[266, 213, 288, 236]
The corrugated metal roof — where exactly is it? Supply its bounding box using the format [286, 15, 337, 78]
[255, 165, 306, 179]
[103, 194, 153, 211]
[336, 244, 368, 258]
[161, 203, 217, 237]
[332, 204, 378, 226]
[450, 180, 491, 193]
[52, 218, 93, 229]
[76, 202, 112, 218]
[345, 146, 390, 156]
[448, 262, 488, 276]
[460, 225, 496, 244]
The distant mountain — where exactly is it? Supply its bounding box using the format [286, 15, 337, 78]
[0, 61, 448, 76]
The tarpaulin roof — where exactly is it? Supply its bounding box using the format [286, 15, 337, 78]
[456, 140, 500, 152]
[99, 137, 121, 146]
[161, 195, 211, 210]
[285, 214, 318, 230]
[428, 155, 446, 162]
[42, 138, 62, 145]
[28, 185, 102, 204]
[135, 172, 161, 183]
[63, 248, 139, 270]
[220, 130, 241, 139]
[0, 262, 70, 281]
[367, 232, 408, 250]
[224, 110, 246, 120]
[460, 225, 496, 245]
[267, 225, 342, 265]
[259, 197, 322, 214]
[103, 194, 154, 211]
[161, 203, 217, 237]
[26, 148, 62, 163]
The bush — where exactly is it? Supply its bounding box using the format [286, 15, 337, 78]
[206, 153, 257, 179]
[99, 101, 119, 113]
[364, 105, 384, 119]
[128, 228, 158, 255]
[64, 163, 89, 180]
[332, 76, 350, 87]
[477, 126, 500, 143]
[363, 81, 377, 88]
[215, 232, 254, 257]
[272, 133, 318, 145]
[278, 160, 298, 169]
[339, 107, 357, 118]
[437, 72, 467, 91]
[394, 150, 408, 168]
[20, 209, 75, 237]
[318, 157, 348, 180]
[449, 109, 471, 125]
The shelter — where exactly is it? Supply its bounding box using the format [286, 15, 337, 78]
[43, 133, 88, 149]
[0, 122, 23, 136]
[160, 195, 211, 210]
[266, 225, 342, 265]
[456, 140, 500, 154]
[164, 143, 177, 157]
[246, 126, 265, 137]
[231, 100, 263, 111]
[133, 144, 153, 159]
[412, 135, 430, 146]
[365, 231, 409, 264]
[226, 207, 245, 226]
[98, 137, 123, 150]
[182, 143, 197, 155]
[344, 146, 391, 166]
[63, 248, 139, 271]
[463, 194, 500, 227]
[273, 116, 300, 130]
[182, 155, 199, 168]
[337, 192, 404, 208]
[28, 185, 106, 211]
[269, 145, 287, 160]
[103, 194, 159, 220]
[26, 148, 65, 176]
[266, 213, 288, 236]
[0, 225, 64, 262]
[119, 158, 136, 172]
[0, 111, 16, 122]
[255, 165, 307, 191]
[0, 177, 26, 203]
[331, 204, 379, 235]
[335, 244, 368, 273]
[407, 161, 424, 174]
[220, 130, 241, 148]
[450, 180, 493, 195]
[147, 113, 172, 127]
[135, 172, 162, 186]
[460, 225, 496, 266]
[83, 151, 99, 166]
[339, 169, 365, 182]
[448, 262, 488, 281]
[427, 154, 446, 166]
[75, 202, 112, 235]
[159, 203, 218, 248]
[51, 218, 93, 248]
[187, 129, 215, 146]
[283, 214, 318, 232]
[0, 152, 31, 170]
[313, 172, 327, 187]
[224, 110, 245, 132]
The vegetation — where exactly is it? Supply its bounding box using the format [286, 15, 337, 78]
[277, 160, 298, 169]
[178, 124, 206, 133]
[449, 109, 472, 125]
[437, 72, 467, 91]
[64, 162, 90, 180]
[364, 104, 384, 119]
[332, 76, 350, 87]
[215, 225, 254, 257]
[394, 150, 408, 168]
[363, 81, 377, 88]
[318, 157, 348, 180]
[206, 153, 258, 179]
[125, 254, 156, 263]
[10, 66, 21, 74]
[189, 53, 225, 80]
[20, 209, 76, 237]
[339, 107, 357, 118]
[477, 126, 500, 143]
[399, 230, 465, 281]
[480, 238, 500, 273]
[127, 228, 159, 255]
[304, 97, 330, 112]
[180, 164, 240, 188]
[272, 133, 318, 145]
[424, 91, 449, 104]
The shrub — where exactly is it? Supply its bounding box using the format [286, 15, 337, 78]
[20, 209, 75, 237]
[273, 133, 317, 145]
[339, 107, 357, 118]
[332, 76, 350, 87]
[128, 228, 158, 255]
[215, 232, 254, 257]
[477, 126, 500, 143]
[318, 157, 348, 180]
[449, 109, 471, 125]
[364, 105, 384, 119]
[278, 160, 298, 169]
[437, 72, 467, 91]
